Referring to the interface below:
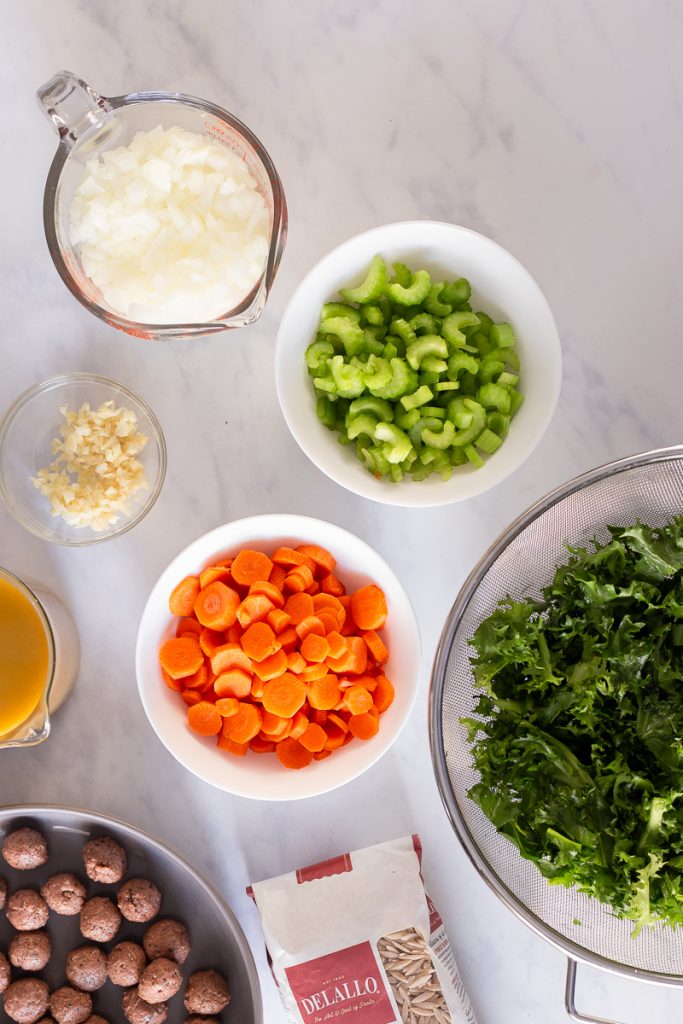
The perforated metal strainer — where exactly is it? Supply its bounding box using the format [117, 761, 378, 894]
[430, 446, 683, 1024]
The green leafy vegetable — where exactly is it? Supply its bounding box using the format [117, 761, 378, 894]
[464, 517, 683, 935]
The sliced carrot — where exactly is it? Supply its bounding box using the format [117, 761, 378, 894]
[215, 697, 239, 717]
[160, 637, 204, 679]
[236, 593, 276, 628]
[260, 724, 292, 743]
[269, 563, 287, 590]
[250, 736, 276, 754]
[285, 564, 314, 591]
[310, 709, 328, 726]
[214, 669, 252, 699]
[348, 712, 380, 740]
[262, 673, 307, 718]
[211, 643, 252, 676]
[296, 615, 325, 640]
[225, 702, 263, 744]
[249, 580, 285, 608]
[251, 677, 264, 700]
[321, 573, 345, 596]
[284, 592, 314, 624]
[314, 749, 332, 761]
[307, 580, 321, 595]
[231, 549, 274, 587]
[169, 576, 201, 617]
[283, 570, 306, 594]
[373, 675, 395, 713]
[326, 631, 348, 660]
[181, 689, 203, 707]
[162, 668, 182, 692]
[276, 737, 314, 770]
[344, 684, 373, 715]
[327, 636, 368, 675]
[289, 709, 309, 740]
[214, 556, 234, 568]
[299, 723, 327, 753]
[187, 701, 222, 736]
[176, 616, 203, 638]
[278, 626, 299, 650]
[316, 611, 340, 635]
[323, 723, 346, 750]
[308, 675, 342, 711]
[267, 608, 293, 634]
[252, 649, 289, 681]
[226, 621, 243, 644]
[182, 662, 211, 691]
[272, 547, 316, 571]
[194, 581, 240, 630]
[301, 633, 330, 663]
[300, 662, 328, 683]
[287, 651, 307, 675]
[327, 712, 349, 734]
[350, 584, 388, 631]
[261, 711, 291, 737]
[296, 544, 336, 575]
[241, 621, 279, 662]
[199, 628, 225, 660]
[217, 734, 248, 757]
[351, 673, 378, 693]
[199, 565, 232, 589]
[367, 704, 380, 719]
[362, 629, 389, 665]
[312, 592, 344, 617]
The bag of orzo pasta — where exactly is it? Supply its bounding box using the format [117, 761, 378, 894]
[248, 834, 477, 1024]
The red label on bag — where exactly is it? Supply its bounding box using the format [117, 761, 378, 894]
[285, 941, 394, 1023]
[296, 853, 353, 884]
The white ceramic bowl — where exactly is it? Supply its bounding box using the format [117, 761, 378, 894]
[276, 221, 562, 507]
[136, 514, 420, 801]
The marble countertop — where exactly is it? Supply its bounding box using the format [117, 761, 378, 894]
[1, 1, 682, 1022]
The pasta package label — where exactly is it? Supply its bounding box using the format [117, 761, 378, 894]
[248, 835, 477, 1024]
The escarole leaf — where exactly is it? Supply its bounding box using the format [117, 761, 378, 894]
[464, 516, 683, 935]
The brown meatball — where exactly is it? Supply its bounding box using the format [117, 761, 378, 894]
[138, 959, 182, 1004]
[3, 978, 49, 1024]
[0, 876, 7, 908]
[143, 920, 190, 965]
[8, 931, 51, 971]
[117, 879, 161, 924]
[79, 897, 121, 943]
[84, 1018, 108, 1024]
[6, 890, 49, 931]
[121, 989, 168, 1024]
[0, 951, 10, 993]
[35, 1019, 55, 1024]
[41, 874, 86, 916]
[82, 837, 126, 885]
[107, 942, 147, 987]
[49, 987, 92, 1024]
[183, 970, 230, 1015]
[65, 947, 107, 992]
[2, 830, 48, 872]
[184, 1019, 219, 1024]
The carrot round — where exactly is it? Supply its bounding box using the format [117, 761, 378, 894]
[261, 710, 291, 737]
[169, 575, 200, 617]
[350, 584, 387, 630]
[296, 615, 325, 640]
[250, 736, 276, 754]
[296, 544, 336, 575]
[194, 581, 240, 630]
[162, 668, 182, 692]
[300, 632, 330, 663]
[199, 565, 232, 589]
[252, 648, 289, 681]
[363, 629, 389, 665]
[160, 637, 204, 680]
[215, 697, 240, 717]
[262, 673, 307, 718]
[214, 669, 252, 699]
[321, 573, 345, 596]
[225, 702, 263, 744]
[249, 580, 285, 608]
[348, 712, 380, 740]
[373, 675, 395, 713]
[344, 684, 373, 716]
[236, 593, 276, 628]
[323, 723, 346, 750]
[187, 701, 222, 736]
[176, 616, 203, 638]
[211, 643, 252, 676]
[299, 722, 327, 753]
[182, 662, 210, 690]
[217, 734, 248, 756]
[181, 689, 203, 707]
[273, 547, 316, 571]
[289, 709, 310, 740]
[231, 549, 274, 587]
[241, 621, 279, 662]
[284, 592, 314, 624]
[276, 737, 314, 770]
[307, 675, 342, 711]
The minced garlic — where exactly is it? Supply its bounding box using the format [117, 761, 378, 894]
[32, 400, 149, 532]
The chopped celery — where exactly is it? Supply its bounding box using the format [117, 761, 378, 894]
[476, 428, 503, 454]
[420, 406, 446, 419]
[410, 312, 441, 335]
[362, 304, 385, 326]
[424, 283, 452, 317]
[509, 389, 524, 415]
[406, 335, 448, 370]
[321, 316, 365, 356]
[362, 332, 385, 356]
[369, 358, 417, 400]
[489, 322, 516, 348]
[383, 341, 399, 361]
[464, 444, 485, 467]
[362, 355, 393, 392]
[497, 371, 519, 388]
[409, 416, 443, 447]
[478, 359, 506, 384]
[339, 255, 388, 304]
[477, 383, 511, 413]
[392, 262, 412, 288]
[400, 385, 434, 411]
[395, 407, 421, 429]
[390, 318, 417, 346]
[349, 396, 394, 421]
[346, 412, 379, 440]
[421, 420, 456, 449]
[316, 396, 338, 429]
[388, 270, 431, 306]
[447, 352, 479, 380]
[321, 302, 361, 323]
[442, 311, 480, 349]
[434, 381, 460, 392]
[329, 355, 365, 399]
[305, 339, 335, 372]
[373, 422, 413, 464]
[421, 356, 448, 374]
[486, 412, 510, 437]
[313, 376, 337, 395]
[441, 278, 471, 307]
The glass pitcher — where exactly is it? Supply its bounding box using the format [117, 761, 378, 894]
[37, 71, 288, 340]
[0, 568, 80, 748]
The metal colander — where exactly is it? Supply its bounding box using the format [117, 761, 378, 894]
[430, 446, 683, 1024]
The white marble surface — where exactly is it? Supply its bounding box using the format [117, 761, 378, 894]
[0, 1, 682, 1022]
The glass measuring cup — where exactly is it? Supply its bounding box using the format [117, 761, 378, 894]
[38, 71, 287, 340]
[0, 569, 80, 748]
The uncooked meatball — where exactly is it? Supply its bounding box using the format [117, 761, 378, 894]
[143, 920, 190, 965]
[138, 959, 182, 1004]
[41, 873, 86, 916]
[65, 947, 107, 992]
[121, 989, 168, 1024]
[0, 951, 10, 993]
[0, 876, 7, 908]
[183, 970, 230, 1015]
[117, 879, 161, 923]
[82, 837, 126, 885]
[2, 978, 49, 1024]
[6, 890, 49, 931]
[2, 830, 48, 872]
[49, 987, 92, 1024]
[79, 897, 121, 943]
[8, 931, 51, 972]
[107, 942, 147, 987]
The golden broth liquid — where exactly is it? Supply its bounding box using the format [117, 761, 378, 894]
[0, 577, 49, 735]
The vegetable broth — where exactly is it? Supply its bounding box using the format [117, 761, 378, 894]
[0, 576, 49, 735]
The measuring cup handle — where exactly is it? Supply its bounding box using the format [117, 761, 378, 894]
[565, 959, 627, 1024]
[37, 70, 111, 147]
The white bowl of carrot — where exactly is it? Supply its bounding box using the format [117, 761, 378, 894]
[136, 514, 420, 801]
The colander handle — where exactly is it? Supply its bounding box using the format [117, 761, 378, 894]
[565, 960, 626, 1024]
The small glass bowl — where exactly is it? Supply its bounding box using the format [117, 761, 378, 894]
[0, 373, 166, 545]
